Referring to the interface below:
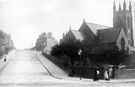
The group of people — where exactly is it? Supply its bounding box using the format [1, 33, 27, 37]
[93, 68, 111, 81]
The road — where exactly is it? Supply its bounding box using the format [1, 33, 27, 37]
[0, 50, 65, 87]
[0, 50, 135, 87]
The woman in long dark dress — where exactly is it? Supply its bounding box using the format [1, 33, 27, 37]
[93, 69, 99, 81]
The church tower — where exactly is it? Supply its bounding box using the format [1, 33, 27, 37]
[113, 1, 134, 46]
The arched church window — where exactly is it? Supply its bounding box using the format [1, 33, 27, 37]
[121, 37, 125, 50]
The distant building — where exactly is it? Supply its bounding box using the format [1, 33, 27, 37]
[35, 32, 47, 51]
[60, 1, 135, 53]
[36, 32, 58, 54]
[43, 32, 58, 54]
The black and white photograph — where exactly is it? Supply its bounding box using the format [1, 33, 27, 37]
[0, 0, 135, 87]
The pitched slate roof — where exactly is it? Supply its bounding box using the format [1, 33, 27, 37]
[98, 28, 122, 44]
[85, 22, 111, 35]
[71, 30, 85, 41]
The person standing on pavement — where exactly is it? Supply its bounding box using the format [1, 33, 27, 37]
[104, 69, 110, 80]
[4, 55, 6, 62]
[93, 68, 99, 81]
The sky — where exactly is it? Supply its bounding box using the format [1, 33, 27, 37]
[0, 0, 134, 49]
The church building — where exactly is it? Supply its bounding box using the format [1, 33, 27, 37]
[113, 1, 134, 46]
[60, 1, 135, 53]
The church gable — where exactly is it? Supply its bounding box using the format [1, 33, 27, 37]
[116, 28, 129, 50]
[79, 21, 95, 39]
[61, 29, 85, 43]
[79, 21, 111, 43]
[97, 28, 129, 51]
[61, 30, 76, 43]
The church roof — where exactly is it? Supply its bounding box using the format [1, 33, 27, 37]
[98, 28, 121, 44]
[71, 30, 85, 41]
[85, 22, 111, 35]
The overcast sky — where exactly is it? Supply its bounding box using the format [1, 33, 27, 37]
[0, 0, 134, 49]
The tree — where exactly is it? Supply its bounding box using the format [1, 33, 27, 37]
[51, 40, 83, 65]
[91, 47, 128, 66]
[51, 38, 97, 67]
[0, 31, 14, 55]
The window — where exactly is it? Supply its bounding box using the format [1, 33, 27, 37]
[121, 37, 125, 50]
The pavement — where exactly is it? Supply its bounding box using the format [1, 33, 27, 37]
[0, 55, 7, 71]
[35, 51, 68, 79]
[0, 50, 16, 71]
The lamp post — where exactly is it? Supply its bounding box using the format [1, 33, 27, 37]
[78, 49, 82, 80]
